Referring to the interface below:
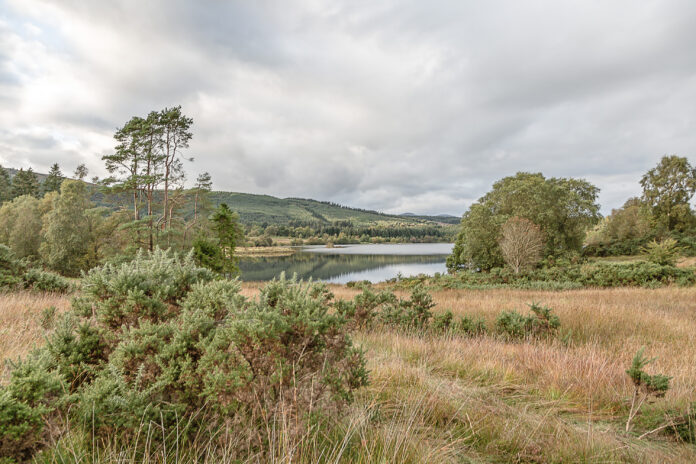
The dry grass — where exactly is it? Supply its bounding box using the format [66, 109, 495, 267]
[3, 285, 696, 463]
[0, 291, 71, 379]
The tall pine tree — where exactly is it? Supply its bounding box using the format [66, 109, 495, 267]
[0, 165, 11, 203]
[43, 163, 64, 195]
[11, 168, 39, 198]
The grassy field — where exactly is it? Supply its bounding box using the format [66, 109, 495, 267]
[2, 286, 696, 463]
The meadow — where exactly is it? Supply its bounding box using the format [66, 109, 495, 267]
[3, 285, 695, 463]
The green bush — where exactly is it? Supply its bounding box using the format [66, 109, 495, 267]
[641, 238, 682, 266]
[0, 354, 65, 463]
[495, 303, 560, 340]
[431, 311, 488, 336]
[454, 315, 488, 336]
[432, 310, 454, 332]
[336, 287, 396, 329]
[0, 250, 368, 462]
[378, 285, 435, 329]
[0, 245, 25, 289]
[22, 269, 71, 293]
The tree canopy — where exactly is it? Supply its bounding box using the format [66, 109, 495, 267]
[11, 168, 39, 198]
[448, 172, 600, 271]
[640, 155, 696, 231]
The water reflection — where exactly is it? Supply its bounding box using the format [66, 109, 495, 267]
[239, 243, 452, 283]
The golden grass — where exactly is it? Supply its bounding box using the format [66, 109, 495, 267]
[0, 291, 71, 379]
[3, 285, 696, 463]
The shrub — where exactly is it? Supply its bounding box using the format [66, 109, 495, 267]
[495, 303, 560, 340]
[432, 310, 454, 332]
[431, 311, 488, 337]
[23, 269, 71, 293]
[336, 287, 396, 330]
[378, 285, 435, 329]
[39, 306, 57, 330]
[0, 354, 65, 463]
[0, 244, 25, 289]
[0, 250, 368, 462]
[641, 238, 682, 266]
[454, 315, 488, 336]
[625, 348, 671, 432]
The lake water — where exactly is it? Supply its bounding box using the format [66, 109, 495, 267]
[239, 243, 454, 283]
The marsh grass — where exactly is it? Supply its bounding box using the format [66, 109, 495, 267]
[3, 286, 696, 463]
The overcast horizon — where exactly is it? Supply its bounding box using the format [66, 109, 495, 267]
[1, 0, 695, 216]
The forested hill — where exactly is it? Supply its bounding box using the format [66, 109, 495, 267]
[6, 167, 459, 227]
[89, 188, 458, 227]
[206, 191, 459, 226]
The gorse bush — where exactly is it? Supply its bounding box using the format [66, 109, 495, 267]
[0, 244, 71, 293]
[22, 268, 71, 293]
[378, 285, 435, 329]
[0, 250, 367, 463]
[495, 303, 560, 340]
[625, 348, 671, 433]
[339, 286, 494, 337]
[337, 284, 436, 331]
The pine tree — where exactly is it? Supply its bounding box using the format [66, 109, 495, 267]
[74, 163, 88, 181]
[0, 165, 11, 203]
[42, 163, 64, 195]
[210, 203, 243, 275]
[193, 172, 212, 222]
[11, 168, 39, 198]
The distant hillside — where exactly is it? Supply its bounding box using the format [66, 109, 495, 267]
[6, 167, 50, 183]
[3, 166, 459, 227]
[207, 192, 457, 226]
[399, 212, 460, 224]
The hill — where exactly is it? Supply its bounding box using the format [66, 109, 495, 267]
[207, 191, 458, 226]
[3, 166, 459, 228]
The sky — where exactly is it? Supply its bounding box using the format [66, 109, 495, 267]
[0, 0, 695, 216]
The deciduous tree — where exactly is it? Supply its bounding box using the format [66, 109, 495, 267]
[40, 180, 92, 276]
[448, 172, 600, 271]
[640, 155, 696, 231]
[499, 217, 544, 273]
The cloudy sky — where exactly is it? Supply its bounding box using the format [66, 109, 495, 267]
[1, 0, 695, 215]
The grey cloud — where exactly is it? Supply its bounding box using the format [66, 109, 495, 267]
[1, 0, 696, 215]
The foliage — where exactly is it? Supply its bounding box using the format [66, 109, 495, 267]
[0, 250, 367, 462]
[73, 164, 88, 181]
[209, 203, 243, 274]
[0, 194, 54, 259]
[192, 236, 226, 273]
[42, 163, 63, 195]
[335, 286, 396, 330]
[431, 310, 488, 336]
[625, 348, 671, 432]
[449, 172, 600, 271]
[417, 261, 696, 290]
[10, 168, 39, 199]
[499, 216, 545, 273]
[0, 244, 25, 288]
[0, 354, 65, 463]
[495, 303, 560, 340]
[22, 269, 71, 293]
[0, 165, 12, 203]
[378, 285, 435, 329]
[641, 238, 682, 266]
[640, 155, 696, 231]
[40, 180, 93, 276]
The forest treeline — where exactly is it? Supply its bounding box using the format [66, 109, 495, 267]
[445, 155, 696, 288]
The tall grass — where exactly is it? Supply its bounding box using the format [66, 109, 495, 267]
[3, 286, 696, 463]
